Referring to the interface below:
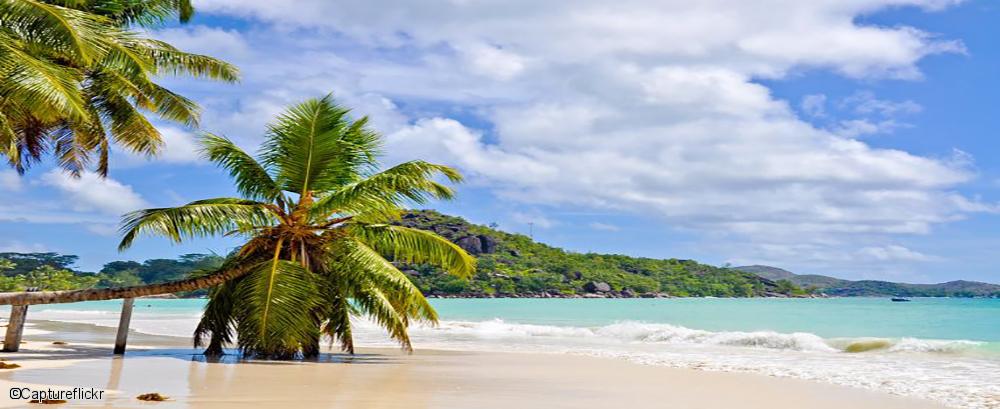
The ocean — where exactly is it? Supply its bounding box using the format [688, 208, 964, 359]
[10, 297, 1000, 408]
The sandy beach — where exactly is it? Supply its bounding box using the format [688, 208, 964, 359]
[0, 321, 947, 409]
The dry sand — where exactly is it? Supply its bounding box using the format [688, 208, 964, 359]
[0, 320, 947, 409]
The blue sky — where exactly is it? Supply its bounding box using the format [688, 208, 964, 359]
[1, 0, 999, 284]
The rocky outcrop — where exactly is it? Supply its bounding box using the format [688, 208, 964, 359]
[456, 236, 483, 255]
[584, 281, 611, 293]
[455, 234, 499, 255]
[479, 235, 497, 254]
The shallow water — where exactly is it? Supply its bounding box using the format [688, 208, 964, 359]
[7, 297, 1000, 408]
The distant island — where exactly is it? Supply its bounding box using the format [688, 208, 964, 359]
[1, 210, 997, 298]
[734, 265, 1000, 298]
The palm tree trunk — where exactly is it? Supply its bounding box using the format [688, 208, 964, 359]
[0, 268, 249, 306]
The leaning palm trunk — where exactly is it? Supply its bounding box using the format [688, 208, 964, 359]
[0, 267, 249, 305]
[116, 95, 475, 359]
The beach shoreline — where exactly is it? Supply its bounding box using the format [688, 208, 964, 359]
[0, 320, 949, 409]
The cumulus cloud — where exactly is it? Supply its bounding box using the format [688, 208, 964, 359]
[41, 171, 149, 215]
[157, 127, 203, 163]
[457, 43, 527, 80]
[173, 0, 988, 272]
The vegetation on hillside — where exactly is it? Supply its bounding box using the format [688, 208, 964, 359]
[393, 210, 782, 298]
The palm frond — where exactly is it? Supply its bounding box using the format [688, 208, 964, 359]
[200, 133, 283, 204]
[349, 224, 475, 278]
[138, 38, 239, 82]
[56, 0, 196, 27]
[309, 160, 462, 221]
[118, 198, 277, 250]
[351, 285, 413, 352]
[193, 274, 239, 355]
[318, 280, 355, 353]
[261, 95, 380, 195]
[233, 254, 321, 359]
[336, 238, 439, 324]
[0, 0, 114, 63]
[0, 34, 89, 122]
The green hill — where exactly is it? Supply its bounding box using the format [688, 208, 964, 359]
[736, 265, 847, 288]
[394, 210, 782, 297]
[735, 265, 1000, 297]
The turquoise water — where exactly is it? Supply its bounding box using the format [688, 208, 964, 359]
[28, 297, 1000, 341]
[429, 297, 1000, 342]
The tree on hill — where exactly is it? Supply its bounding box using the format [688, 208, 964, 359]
[0, 252, 77, 276]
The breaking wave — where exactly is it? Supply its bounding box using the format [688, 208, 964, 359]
[426, 319, 986, 355]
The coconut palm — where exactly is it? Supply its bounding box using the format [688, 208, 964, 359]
[0, 0, 237, 176]
[114, 95, 475, 359]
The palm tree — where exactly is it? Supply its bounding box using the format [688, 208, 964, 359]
[0, 0, 237, 176]
[114, 95, 475, 359]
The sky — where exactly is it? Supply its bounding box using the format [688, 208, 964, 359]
[1, 0, 999, 283]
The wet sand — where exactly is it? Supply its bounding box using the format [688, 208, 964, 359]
[0, 320, 947, 408]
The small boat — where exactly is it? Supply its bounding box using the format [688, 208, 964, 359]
[890, 297, 911, 302]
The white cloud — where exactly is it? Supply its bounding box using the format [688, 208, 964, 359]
[41, 171, 149, 215]
[0, 170, 21, 191]
[457, 43, 527, 80]
[834, 118, 906, 137]
[153, 25, 251, 60]
[842, 91, 923, 116]
[157, 127, 203, 163]
[801, 94, 827, 117]
[113, 126, 204, 166]
[178, 0, 987, 272]
[820, 91, 922, 138]
[857, 245, 938, 262]
[510, 211, 556, 229]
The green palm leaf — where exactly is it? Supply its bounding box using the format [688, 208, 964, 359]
[261, 95, 379, 195]
[0, 33, 89, 123]
[193, 272, 239, 355]
[0, 0, 112, 63]
[200, 133, 283, 204]
[118, 198, 277, 250]
[0, 0, 237, 176]
[233, 255, 321, 359]
[310, 160, 462, 222]
[349, 224, 475, 278]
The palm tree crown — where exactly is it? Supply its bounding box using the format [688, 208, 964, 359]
[0, 0, 237, 176]
[118, 95, 475, 359]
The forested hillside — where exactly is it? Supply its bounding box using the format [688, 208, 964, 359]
[394, 210, 781, 297]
